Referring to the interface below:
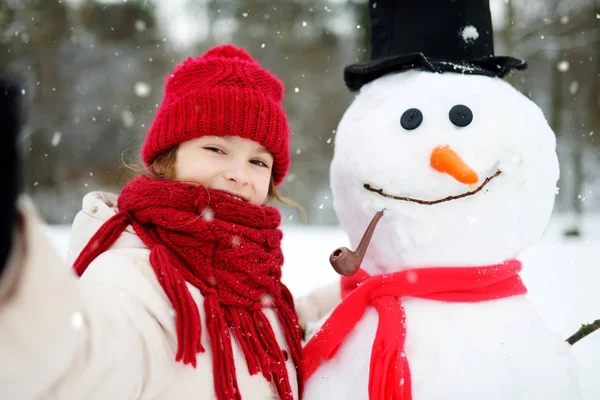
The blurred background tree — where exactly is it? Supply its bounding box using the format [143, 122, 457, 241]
[1, 0, 598, 232]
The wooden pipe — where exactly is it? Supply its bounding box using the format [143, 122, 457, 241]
[330, 210, 384, 276]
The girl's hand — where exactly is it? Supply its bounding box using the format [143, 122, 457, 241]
[295, 281, 341, 341]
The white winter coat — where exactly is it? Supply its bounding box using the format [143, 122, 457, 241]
[0, 193, 340, 400]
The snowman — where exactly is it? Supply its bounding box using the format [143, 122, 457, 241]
[302, 0, 583, 399]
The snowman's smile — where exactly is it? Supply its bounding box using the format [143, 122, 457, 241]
[364, 170, 502, 205]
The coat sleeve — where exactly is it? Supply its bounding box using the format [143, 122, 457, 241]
[0, 201, 179, 399]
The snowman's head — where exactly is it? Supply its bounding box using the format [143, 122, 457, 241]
[331, 70, 559, 274]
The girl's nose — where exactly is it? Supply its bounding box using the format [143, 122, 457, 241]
[224, 164, 251, 185]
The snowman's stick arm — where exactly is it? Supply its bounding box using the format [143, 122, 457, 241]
[565, 319, 600, 345]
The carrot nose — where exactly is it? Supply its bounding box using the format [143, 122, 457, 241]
[430, 145, 479, 184]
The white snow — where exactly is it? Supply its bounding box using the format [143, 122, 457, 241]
[201, 208, 214, 222]
[570, 81, 579, 95]
[120, 110, 135, 128]
[211, 17, 239, 44]
[324, 7, 358, 38]
[43, 216, 600, 398]
[460, 25, 479, 43]
[330, 70, 560, 269]
[70, 311, 84, 330]
[134, 19, 147, 32]
[51, 132, 62, 147]
[557, 60, 570, 72]
[133, 82, 151, 98]
[438, 61, 477, 73]
[153, 0, 210, 47]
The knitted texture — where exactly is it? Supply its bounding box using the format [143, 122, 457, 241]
[72, 176, 303, 400]
[141, 44, 291, 186]
[303, 260, 527, 400]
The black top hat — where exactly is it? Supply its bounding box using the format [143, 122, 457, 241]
[345, 0, 527, 91]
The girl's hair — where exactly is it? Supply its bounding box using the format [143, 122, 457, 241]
[123, 145, 306, 219]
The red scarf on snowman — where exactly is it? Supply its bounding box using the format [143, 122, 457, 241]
[303, 259, 527, 400]
[72, 176, 303, 400]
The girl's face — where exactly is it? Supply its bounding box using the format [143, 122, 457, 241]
[175, 136, 274, 205]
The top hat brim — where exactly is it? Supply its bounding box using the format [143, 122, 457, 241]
[344, 52, 527, 92]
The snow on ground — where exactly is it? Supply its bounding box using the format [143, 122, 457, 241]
[43, 212, 600, 398]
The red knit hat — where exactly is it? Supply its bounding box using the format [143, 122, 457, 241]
[141, 44, 291, 186]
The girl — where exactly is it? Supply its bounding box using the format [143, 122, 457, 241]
[0, 45, 338, 400]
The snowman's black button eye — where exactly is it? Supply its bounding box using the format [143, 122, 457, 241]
[400, 108, 423, 130]
[449, 104, 473, 127]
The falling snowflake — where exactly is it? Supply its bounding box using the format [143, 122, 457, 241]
[51, 132, 62, 147]
[202, 208, 214, 222]
[121, 110, 135, 128]
[134, 81, 151, 97]
[135, 19, 147, 32]
[261, 294, 274, 307]
[407, 271, 418, 283]
[557, 60, 570, 72]
[71, 311, 84, 330]
[569, 81, 579, 95]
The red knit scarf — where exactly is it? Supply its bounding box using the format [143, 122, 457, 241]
[303, 259, 527, 400]
[72, 176, 303, 400]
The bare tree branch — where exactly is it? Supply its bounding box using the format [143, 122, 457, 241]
[566, 319, 600, 345]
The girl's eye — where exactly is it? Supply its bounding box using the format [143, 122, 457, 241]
[204, 146, 224, 154]
[250, 159, 269, 168]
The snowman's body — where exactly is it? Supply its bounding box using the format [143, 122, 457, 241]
[303, 71, 582, 399]
[303, 299, 580, 400]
